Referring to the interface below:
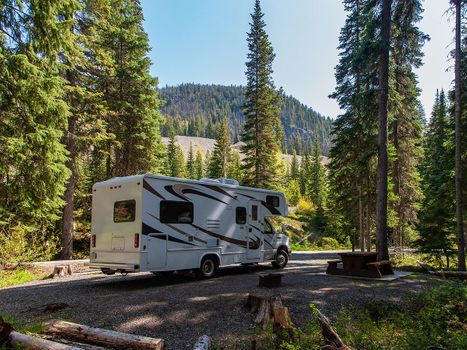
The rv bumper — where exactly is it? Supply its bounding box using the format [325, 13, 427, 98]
[86, 262, 139, 271]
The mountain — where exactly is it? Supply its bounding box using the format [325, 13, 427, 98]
[159, 83, 333, 155]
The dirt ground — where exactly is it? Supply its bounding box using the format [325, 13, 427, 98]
[0, 251, 440, 349]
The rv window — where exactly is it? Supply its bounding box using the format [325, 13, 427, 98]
[236, 207, 247, 224]
[266, 195, 280, 207]
[264, 221, 273, 234]
[160, 201, 193, 224]
[252, 205, 258, 221]
[114, 200, 136, 223]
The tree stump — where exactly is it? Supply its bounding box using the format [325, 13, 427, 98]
[246, 294, 283, 329]
[49, 264, 73, 279]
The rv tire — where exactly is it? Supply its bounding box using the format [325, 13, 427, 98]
[272, 250, 288, 269]
[197, 256, 218, 279]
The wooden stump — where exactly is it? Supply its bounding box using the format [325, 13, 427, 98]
[44, 320, 165, 350]
[49, 264, 73, 279]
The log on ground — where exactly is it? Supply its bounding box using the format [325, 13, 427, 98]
[44, 320, 165, 350]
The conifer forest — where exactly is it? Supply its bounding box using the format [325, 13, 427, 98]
[0, 0, 465, 270]
[0, 0, 466, 349]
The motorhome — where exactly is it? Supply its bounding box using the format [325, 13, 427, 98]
[88, 174, 291, 278]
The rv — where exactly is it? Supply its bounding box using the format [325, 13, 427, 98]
[88, 174, 291, 278]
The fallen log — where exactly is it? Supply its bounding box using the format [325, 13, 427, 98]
[193, 335, 210, 350]
[417, 261, 467, 280]
[44, 320, 165, 350]
[9, 331, 83, 350]
[315, 309, 352, 350]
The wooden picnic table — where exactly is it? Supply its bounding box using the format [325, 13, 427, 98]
[326, 251, 393, 278]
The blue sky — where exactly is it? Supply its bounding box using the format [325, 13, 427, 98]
[141, 0, 455, 119]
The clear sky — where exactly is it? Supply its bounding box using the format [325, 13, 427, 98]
[141, 0, 455, 119]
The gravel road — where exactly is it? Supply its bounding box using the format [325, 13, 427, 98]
[0, 251, 440, 349]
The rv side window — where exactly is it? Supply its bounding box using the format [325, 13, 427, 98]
[252, 205, 258, 221]
[236, 207, 246, 224]
[266, 195, 280, 207]
[114, 200, 136, 223]
[160, 201, 193, 224]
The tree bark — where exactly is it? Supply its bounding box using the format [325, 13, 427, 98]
[60, 70, 78, 260]
[453, 0, 466, 271]
[376, 0, 392, 261]
[9, 331, 83, 350]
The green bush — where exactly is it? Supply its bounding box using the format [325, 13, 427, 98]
[315, 236, 341, 250]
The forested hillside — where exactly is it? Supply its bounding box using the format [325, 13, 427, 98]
[159, 84, 333, 155]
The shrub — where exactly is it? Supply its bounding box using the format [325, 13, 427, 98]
[295, 198, 316, 216]
[315, 236, 341, 250]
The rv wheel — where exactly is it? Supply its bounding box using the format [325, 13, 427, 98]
[198, 257, 217, 278]
[272, 250, 288, 269]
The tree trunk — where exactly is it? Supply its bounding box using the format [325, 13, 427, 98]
[9, 331, 83, 350]
[60, 70, 78, 260]
[453, 0, 466, 271]
[359, 185, 364, 251]
[376, 0, 392, 261]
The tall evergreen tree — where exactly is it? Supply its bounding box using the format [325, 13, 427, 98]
[451, 0, 466, 271]
[329, 0, 379, 250]
[195, 149, 204, 179]
[209, 117, 231, 178]
[186, 142, 195, 179]
[0, 0, 78, 262]
[309, 136, 327, 208]
[290, 151, 300, 180]
[228, 151, 243, 182]
[100, 0, 164, 178]
[60, 0, 111, 259]
[418, 90, 456, 264]
[375, 0, 392, 261]
[241, 0, 282, 188]
[388, 0, 426, 250]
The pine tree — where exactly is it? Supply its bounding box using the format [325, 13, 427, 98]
[329, 0, 379, 250]
[418, 91, 456, 265]
[175, 145, 186, 178]
[290, 151, 300, 180]
[228, 151, 243, 183]
[166, 132, 178, 177]
[451, 0, 466, 271]
[100, 0, 164, 178]
[186, 142, 195, 179]
[204, 150, 211, 178]
[195, 149, 204, 179]
[209, 117, 231, 178]
[309, 136, 327, 208]
[0, 0, 78, 263]
[241, 0, 282, 188]
[60, 0, 112, 259]
[388, 0, 426, 250]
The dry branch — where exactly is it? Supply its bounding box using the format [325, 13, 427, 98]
[315, 309, 352, 350]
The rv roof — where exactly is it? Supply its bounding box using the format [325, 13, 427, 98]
[93, 174, 284, 195]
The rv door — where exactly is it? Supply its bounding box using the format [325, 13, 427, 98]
[247, 200, 262, 260]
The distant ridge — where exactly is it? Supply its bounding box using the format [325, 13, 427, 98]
[159, 83, 333, 155]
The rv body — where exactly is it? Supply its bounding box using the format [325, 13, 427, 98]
[88, 174, 290, 276]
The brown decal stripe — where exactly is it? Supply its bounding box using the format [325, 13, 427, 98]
[201, 184, 238, 200]
[143, 180, 165, 199]
[191, 224, 260, 250]
[146, 212, 207, 244]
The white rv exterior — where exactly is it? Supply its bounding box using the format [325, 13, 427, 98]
[88, 174, 290, 277]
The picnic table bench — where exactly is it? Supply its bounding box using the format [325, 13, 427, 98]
[326, 252, 394, 278]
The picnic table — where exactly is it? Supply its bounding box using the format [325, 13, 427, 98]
[326, 251, 393, 278]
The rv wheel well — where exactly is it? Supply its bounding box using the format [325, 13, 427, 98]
[277, 246, 288, 254]
[201, 254, 220, 268]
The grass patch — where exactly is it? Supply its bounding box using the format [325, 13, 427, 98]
[251, 281, 467, 350]
[0, 268, 47, 288]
